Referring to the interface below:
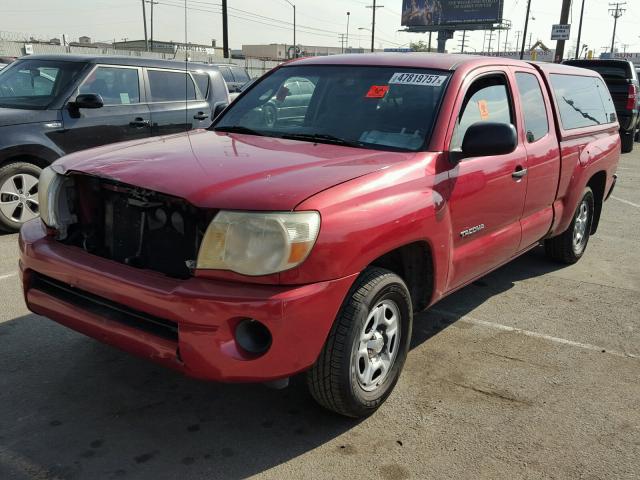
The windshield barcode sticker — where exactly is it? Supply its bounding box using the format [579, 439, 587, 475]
[388, 73, 447, 87]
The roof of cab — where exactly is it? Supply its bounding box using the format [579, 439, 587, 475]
[288, 52, 603, 77]
[14, 54, 237, 71]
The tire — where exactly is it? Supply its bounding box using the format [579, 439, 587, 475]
[263, 104, 277, 128]
[307, 267, 413, 418]
[544, 187, 594, 264]
[621, 132, 634, 153]
[0, 162, 42, 233]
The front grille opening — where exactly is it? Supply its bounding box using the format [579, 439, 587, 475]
[60, 175, 215, 279]
[32, 273, 179, 342]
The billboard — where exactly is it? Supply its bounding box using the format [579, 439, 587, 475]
[401, 0, 504, 27]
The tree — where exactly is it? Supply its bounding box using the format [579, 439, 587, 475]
[410, 41, 431, 52]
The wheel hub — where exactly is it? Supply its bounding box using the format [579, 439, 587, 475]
[367, 331, 384, 356]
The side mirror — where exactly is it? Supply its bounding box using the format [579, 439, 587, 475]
[461, 122, 517, 158]
[71, 93, 104, 110]
[213, 103, 228, 119]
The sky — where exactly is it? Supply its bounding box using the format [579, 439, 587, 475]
[1, 0, 638, 56]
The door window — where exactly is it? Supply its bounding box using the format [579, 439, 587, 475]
[147, 70, 197, 102]
[231, 67, 249, 83]
[79, 66, 140, 105]
[515, 72, 549, 142]
[218, 66, 234, 83]
[451, 75, 514, 150]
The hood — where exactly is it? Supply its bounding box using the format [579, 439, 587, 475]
[0, 107, 59, 127]
[55, 130, 418, 211]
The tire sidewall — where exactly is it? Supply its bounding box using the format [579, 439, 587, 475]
[0, 162, 42, 232]
[344, 275, 413, 411]
[571, 187, 594, 258]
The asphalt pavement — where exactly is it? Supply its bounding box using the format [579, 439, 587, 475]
[0, 150, 639, 480]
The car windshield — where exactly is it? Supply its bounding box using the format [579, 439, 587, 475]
[0, 59, 85, 109]
[214, 65, 450, 151]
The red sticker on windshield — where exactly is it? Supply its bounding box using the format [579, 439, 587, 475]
[366, 85, 389, 98]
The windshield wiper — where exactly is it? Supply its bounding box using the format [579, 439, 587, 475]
[214, 125, 263, 136]
[279, 133, 364, 148]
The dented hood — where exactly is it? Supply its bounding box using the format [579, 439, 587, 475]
[54, 130, 417, 210]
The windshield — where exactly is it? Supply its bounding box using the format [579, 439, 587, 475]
[214, 65, 450, 151]
[0, 59, 85, 109]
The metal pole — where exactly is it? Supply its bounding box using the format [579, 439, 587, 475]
[141, 0, 148, 51]
[520, 0, 532, 59]
[293, 4, 296, 57]
[555, 0, 572, 62]
[150, 0, 154, 51]
[222, 0, 229, 58]
[371, 0, 376, 52]
[346, 12, 350, 53]
[428, 31, 432, 51]
[575, 0, 586, 59]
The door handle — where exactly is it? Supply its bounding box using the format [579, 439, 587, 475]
[512, 166, 528, 179]
[129, 117, 150, 127]
[193, 112, 209, 120]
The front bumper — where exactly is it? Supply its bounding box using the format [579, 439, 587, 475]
[19, 219, 356, 382]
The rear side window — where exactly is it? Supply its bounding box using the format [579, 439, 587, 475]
[80, 66, 140, 105]
[218, 66, 234, 83]
[192, 72, 210, 97]
[550, 74, 616, 129]
[515, 72, 548, 142]
[231, 67, 249, 83]
[147, 70, 196, 102]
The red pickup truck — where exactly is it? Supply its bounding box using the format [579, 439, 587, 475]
[19, 54, 619, 417]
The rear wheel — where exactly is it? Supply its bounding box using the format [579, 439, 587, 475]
[307, 267, 412, 418]
[621, 132, 634, 153]
[0, 162, 41, 232]
[544, 187, 594, 264]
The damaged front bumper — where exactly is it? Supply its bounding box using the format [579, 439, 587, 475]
[19, 219, 355, 382]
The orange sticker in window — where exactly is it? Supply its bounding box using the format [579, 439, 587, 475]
[366, 85, 389, 98]
[478, 100, 490, 120]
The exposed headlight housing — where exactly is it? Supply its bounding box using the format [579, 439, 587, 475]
[38, 166, 76, 238]
[196, 211, 320, 276]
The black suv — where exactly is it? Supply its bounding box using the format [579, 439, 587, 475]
[211, 63, 251, 93]
[0, 55, 230, 232]
[564, 59, 639, 153]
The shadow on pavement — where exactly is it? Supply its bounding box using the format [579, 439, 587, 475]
[0, 246, 566, 480]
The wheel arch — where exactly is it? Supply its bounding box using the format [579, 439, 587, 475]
[587, 170, 606, 235]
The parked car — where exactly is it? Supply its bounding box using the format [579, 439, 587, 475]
[20, 54, 619, 417]
[261, 76, 315, 127]
[211, 63, 251, 93]
[563, 59, 638, 153]
[0, 54, 229, 231]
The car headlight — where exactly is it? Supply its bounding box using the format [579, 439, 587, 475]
[38, 166, 62, 228]
[196, 210, 321, 276]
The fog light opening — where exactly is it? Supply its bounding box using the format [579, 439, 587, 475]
[235, 319, 272, 355]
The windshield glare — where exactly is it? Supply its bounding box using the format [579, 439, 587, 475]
[0, 59, 85, 109]
[215, 65, 450, 151]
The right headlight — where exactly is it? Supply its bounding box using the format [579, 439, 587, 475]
[38, 166, 62, 228]
[196, 210, 321, 276]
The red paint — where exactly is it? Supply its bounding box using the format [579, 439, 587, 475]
[20, 54, 620, 383]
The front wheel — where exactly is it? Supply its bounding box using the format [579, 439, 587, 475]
[0, 162, 42, 232]
[544, 187, 594, 264]
[307, 267, 413, 418]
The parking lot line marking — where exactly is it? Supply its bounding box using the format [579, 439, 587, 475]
[431, 309, 639, 360]
[611, 196, 640, 208]
[0, 272, 17, 281]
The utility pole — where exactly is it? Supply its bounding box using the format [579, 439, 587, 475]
[221, 0, 229, 58]
[608, 2, 626, 53]
[339, 33, 347, 53]
[428, 31, 432, 51]
[575, 0, 586, 59]
[515, 30, 522, 54]
[503, 20, 511, 54]
[555, 0, 572, 62]
[366, 1, 384, 53]
[147, 0, 158, 52]
[487, 30, 494, 53]
[520, 0, 532, 59]
[459, 30, 467, 53]
[141, 0, 148, 51]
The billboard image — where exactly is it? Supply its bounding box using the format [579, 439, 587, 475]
[401, 0, 504, 27]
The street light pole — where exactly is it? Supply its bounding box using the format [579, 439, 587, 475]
[285, 0, 296, 57]
[575, 0, 586, 59]
[346, 12, 350, 53]
[141, 0, 148, 51]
